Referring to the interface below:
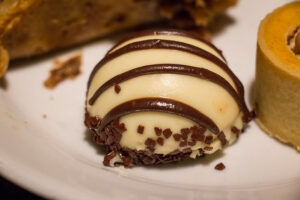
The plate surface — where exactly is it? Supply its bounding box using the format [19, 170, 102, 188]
[0, 0, 299, 199]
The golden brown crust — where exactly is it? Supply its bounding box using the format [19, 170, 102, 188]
[44, 54, 82, 89]
[0, 0, 238, 77]
[159, 0, 238, 27]
[0, 45, 8, 77]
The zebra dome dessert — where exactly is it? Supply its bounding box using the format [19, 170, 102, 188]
[85, 29, 252, 167]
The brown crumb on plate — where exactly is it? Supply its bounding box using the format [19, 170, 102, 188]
[44, 54, 82, 89]
[215, 162, 226, 171]
[42, 114, 47, 119]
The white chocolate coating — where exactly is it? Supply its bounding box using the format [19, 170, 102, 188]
[87, 31, 246, 158]
[119, 112, 243, 155]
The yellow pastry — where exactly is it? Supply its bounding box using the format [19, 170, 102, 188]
[255, 2, 300, 150]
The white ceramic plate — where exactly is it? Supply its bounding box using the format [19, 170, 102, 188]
[1, 0, 299, 199]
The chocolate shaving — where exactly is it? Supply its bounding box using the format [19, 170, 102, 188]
[154, 127, 162, 136]
[163, 128, 172, 138]
[231, 126, 240, 138]
[204, 146, 213, 151]
[85, 112, 245, 167]
[215, 162, 226, 171]
[120, 155, 132, 167]
[182, 148, 192, 153]
[180, 128, 190, 135]
[84, 113, 101, 129]
[173, 133, 181, 141]
[114, 84, 121, 94]
[181, 128, 191, 140]
[198, 148, 204, 155]
[179, 140, 188, 147]
[204, 135, 213, 144]
[157, 137, 164, 146]
[103, 151, 116, 166]
[137, 125, 144, 134]
[231, 126, 240, 134]
[145, 138, 156, 149]
[191, 126, 205, 142]
[217, 132, 227, 147]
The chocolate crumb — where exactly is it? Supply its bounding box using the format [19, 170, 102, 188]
[42, 114, 47, 119]
[181, 133, 188, 140]
[44, 54, 82, 89]
[157, 137, 164, 146]
[120, 155, 132, 167]
[103, 151, 117, 166]
[163, 128, 172, 138]
[199, 148, 204, 155]
[173, 133, 181, 141]
[215, 162, 226, 171]
[169, 149, 180, 155]
[231, 126, 240, 133]
[114, 84, 121, 94]
[181, 128, 190, 140]
[119, 123, 127, 132]
[188, 141, 196, 146]
[180, 128, 190, 135]
[145, 138, 156, 149]
[231, 126, 240, 137]
[217, 132, 227, 146]
[182, 148, 192, 154]
[191, 125, 206, 134]
[204, 135, 213, 144]
[179, 140, 188, 147]
[154, 127, 162, 136]
[191, 126, 205, 142]
[85, 113, 233, 167]
[137, 125, 144, 134]
[112, 120, 127, 132]
[84, 113, 101, 128]
[204, 146, 213, 151]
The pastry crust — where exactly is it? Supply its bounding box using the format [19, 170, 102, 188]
[255, 2, 300, 151]
[0, 0, 237, 77]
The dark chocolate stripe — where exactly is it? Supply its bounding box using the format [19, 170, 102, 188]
[107, 29, 225, 60]
[99, 98, 220, 134]
[87, 39, 244, 98]
[88, 64, 248, 117]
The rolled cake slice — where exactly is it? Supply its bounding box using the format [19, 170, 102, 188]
[85, 30, 251, 167]
[255, 2, 300, 150]
[0, 0, 238, 77]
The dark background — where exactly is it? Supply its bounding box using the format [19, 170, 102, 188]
[0, 175, 44, 200]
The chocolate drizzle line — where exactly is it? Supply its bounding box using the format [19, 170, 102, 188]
[87, 39, 245, 99]
[88, 64, 249, 117]
[107, 29, 225, 60]
[98, 98, 220, 134]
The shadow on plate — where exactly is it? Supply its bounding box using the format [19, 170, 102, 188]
[0, 77, 8, 90]
[209, 14, 236, 37]
[248, 79, 256, 108]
